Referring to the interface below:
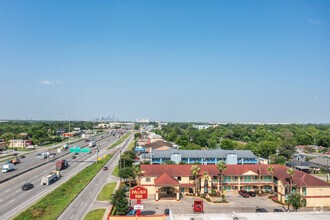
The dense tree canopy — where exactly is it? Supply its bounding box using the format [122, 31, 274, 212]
[160, 123, 330, 160]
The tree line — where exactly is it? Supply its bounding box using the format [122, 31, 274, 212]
[0, 120, 94, 146]
[158, 123, 330, 161]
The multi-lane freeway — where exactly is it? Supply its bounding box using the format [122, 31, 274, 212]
[58, 134, 134, 220]
[0, 131, 129, 220]
[0, 132, 109, 183]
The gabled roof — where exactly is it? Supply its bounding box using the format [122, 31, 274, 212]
[141, 164, 330, 187]
[154, 173, 180, 186]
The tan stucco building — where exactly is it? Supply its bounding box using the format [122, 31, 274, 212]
[140, 164, 330, 207]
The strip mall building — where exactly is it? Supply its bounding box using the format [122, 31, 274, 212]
[140, 164, 330, 208]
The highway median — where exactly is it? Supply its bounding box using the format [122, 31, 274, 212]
[107, 132, 131, 150]
[14, 154, 113, 220]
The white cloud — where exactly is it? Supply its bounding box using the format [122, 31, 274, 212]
[55, 80, 63, 85]
[307, 19, 323, 26]
[40, 80, 54, 85]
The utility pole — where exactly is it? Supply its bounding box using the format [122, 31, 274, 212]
[68, 113, 71, 146]
[96, 146, 99, 163]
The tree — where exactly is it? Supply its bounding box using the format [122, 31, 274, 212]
[134, 124, 139, 130]
[287, 168, 295, 194]
[118, 167, 135, 187]
[134, 133, 141, 139]
[201, 171, 211, 194]
[288, 193, 303, 211]
[162, 160, 176, 165]
[220, 139, 234, 150]
[216, 161, 226, 194]
[184, 143, 201, 150]
[278, 140, 295, 159]
[268, 166, 275, 192]
[110, 186, 128, 215]
[191, 165, 201, 196]
[134, 166, 142, 183]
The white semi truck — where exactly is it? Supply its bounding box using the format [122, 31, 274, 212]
[41, 171, 60, 185]
[2, 164, 14, 173]
[89, 141, 96, 147]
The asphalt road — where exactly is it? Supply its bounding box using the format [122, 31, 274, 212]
[0, 132, 128, 220]
[58, 134, 134, 220]
[0, 131, 112, 182]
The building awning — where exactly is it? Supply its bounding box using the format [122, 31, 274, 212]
[296, 166, 312, 170]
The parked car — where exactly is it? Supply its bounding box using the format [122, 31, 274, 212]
[71, 156, 76, 159]
[126, 210, 137, 216]
[164, 209, 170, 215]
[256, 208, 268, 212]
[103, 167, 108, 171]
[248, 191, 256, 197]
[22, 183, 34, 191]
[239, 190, 250, 198]
[273, 209, 284, 212]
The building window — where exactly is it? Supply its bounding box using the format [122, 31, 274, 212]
[191, 176, 195, 180]
[146, 178, 150, 182]
[189, 188, 194, 193]
[161, 188, 166, 192]
[232, 176, 237, 180]
[177, 176, 181, 181]
[303, 187, 306, 196]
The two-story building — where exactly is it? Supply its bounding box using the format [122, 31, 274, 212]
[140, 164, 330, 207]
[9, 139, 33, 148]
[150, 149, 258, 165]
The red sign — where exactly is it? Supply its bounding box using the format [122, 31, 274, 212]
[129, 186, 148, 200]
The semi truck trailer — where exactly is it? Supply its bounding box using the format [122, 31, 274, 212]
[41, 171, 60, 185]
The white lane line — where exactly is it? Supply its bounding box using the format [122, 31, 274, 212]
[0, 198, 3, 202]
[70, 215, 74, 219]
[4, 189, 10, 193]
[34, 175, 38, 178]
[81, 201, 84, 205]
[9, 199, 15, 204]
[16, 189, 20, 193]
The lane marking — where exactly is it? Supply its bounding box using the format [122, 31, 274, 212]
[4, 189, 10, 193]
[9, 199, 15, 204]
[16, 189, 20, 193]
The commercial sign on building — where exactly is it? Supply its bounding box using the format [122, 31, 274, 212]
[129, 186, 148, 200]
[133, 204, 144, 210]
[56, 129, 65, 133]
[134, 145, 145, 152]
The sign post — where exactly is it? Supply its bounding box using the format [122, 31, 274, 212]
[129, 186, 148, 216]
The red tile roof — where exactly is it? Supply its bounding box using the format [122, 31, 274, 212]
[141, 164, 330, 187]
[154, 173, 180, 186]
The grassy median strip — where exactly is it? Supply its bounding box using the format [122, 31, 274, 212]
[107, 132, 131, 150]
[96, 182, 117, 201]
[14, 154, 113, 220]
[112, 165, 119, 177]
[84, 209, 106, 220]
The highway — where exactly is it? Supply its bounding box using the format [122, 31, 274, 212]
[0, 131, 112, 183]
[58, 134, 134, 220]
[0, 132, 128, 220]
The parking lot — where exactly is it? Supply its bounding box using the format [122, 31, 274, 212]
[137, 191, 283, 215]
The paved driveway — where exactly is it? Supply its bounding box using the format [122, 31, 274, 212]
[139, 191, 283, 215]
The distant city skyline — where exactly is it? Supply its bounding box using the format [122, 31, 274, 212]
[0, 1, 329, 123]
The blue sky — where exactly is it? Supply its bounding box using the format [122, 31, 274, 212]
[0, 0, 329, 122]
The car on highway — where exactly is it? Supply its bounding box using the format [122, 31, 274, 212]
[103, 167, 108, 171]
[36, 154, 42, 159]
[74, 152, 79, 155]
[256, 208, 268, 212]
[22, 183, 34, 191]
[71, 156, 76, 159]
[20, 155, 25, 159]
[14, 148, 18, 151]
[49, 154, 55, 159]
[273, 209, 284, 212]
[12, 153, 18, 156]
[126, 210, 137, 216]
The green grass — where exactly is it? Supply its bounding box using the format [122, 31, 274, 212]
[84, 209, 106, 220]
[112, 165, 119, 177]
[96, 182, 117, 201]
[315, 174, 327, 177]
[107, 132, 131, 150]
[15, 148, 35, 151]
[127, 141, 135, 150]
[14, 154, 113, 220]
[0, 154, 12, 159]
